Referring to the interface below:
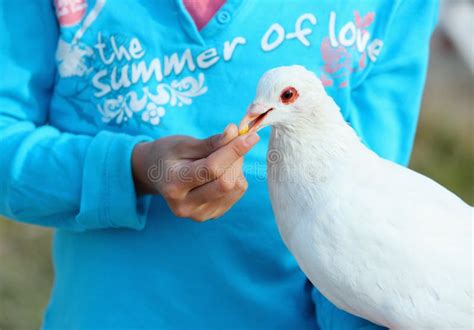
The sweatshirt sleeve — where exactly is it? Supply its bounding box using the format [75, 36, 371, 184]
[347, 0, 439, 165]
[0, 1, 152, 231]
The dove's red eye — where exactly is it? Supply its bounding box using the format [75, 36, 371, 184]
[280, 87, 299, 104]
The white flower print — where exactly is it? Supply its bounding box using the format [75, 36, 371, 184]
[97, 95, 134, 124]
[56, 39, 93, 77]
[141, 103, 165, 126]
[96, 73, 208, 126]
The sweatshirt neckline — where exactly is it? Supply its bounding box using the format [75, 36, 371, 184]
[175, 0, 245, 45]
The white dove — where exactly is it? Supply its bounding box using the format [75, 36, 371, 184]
[239, 65, 473, 329]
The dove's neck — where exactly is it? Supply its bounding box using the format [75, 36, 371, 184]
[269, 95, 365, 169]
[267, 95, 369, 242]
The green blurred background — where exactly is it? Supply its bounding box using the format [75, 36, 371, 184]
[0, 29, 473, 329]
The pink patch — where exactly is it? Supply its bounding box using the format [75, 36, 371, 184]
[354, 11, 375, 29]
[320, 38, 352, 75]
[183, 0, 226, 31]
[319, 11, 376, 89]
[320, 73, 334, 87]
[359, 52, 367, 69]
[55, 0, 87, 27]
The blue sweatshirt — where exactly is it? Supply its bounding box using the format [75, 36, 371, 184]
[0, 1, 438, 329]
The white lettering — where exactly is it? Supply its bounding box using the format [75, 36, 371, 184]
[329, 12, 339, 47]
[356, 30, 370, 53]
[131, 59, 163, 84]
[110, 36, 132, 62]
[164, 49, 196, 76]
[95, 33, 115, 65]
[197, 48, 220, 69]
[92, 69, 111, 97]
[110, 65, 131, 91]
[223, 37, 246, 61]
[367, 39, 384, 62]
[339, 22, 357, 47]
[261, 23, 285, 52]
[129, 38, 145, 59]
[286, 13, 317, 47]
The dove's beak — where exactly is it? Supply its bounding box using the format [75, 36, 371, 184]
[238, 102, 274, 135]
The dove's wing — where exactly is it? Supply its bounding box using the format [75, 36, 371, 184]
[278, 148, 472, 328]
[325, 151, 473, 326]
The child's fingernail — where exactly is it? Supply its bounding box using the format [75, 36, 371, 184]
[224, 124, 238, 138]
[245, 132, 260, 146]
[223, 124, 229, 133]
[221, 124, 231, 139]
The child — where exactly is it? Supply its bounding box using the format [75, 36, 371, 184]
[0, 0, 438, 328]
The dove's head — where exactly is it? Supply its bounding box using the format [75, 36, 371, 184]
[239, 65, 326, 134]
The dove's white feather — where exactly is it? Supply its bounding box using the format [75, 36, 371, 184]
[253, 66, 473, 329]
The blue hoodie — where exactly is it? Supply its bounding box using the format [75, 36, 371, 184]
[0, 1, 438, 329]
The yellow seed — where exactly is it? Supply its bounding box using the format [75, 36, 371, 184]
[238, 126, 249, 136]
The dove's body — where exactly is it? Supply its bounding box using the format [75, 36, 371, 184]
[264, 83, 473, 329]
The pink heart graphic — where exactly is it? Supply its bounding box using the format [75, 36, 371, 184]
[55, 0, 87, 27]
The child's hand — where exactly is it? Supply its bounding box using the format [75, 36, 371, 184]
[132, 124, 260, 222]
